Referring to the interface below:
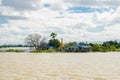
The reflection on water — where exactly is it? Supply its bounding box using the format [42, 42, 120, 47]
[0, 53, 120, 80]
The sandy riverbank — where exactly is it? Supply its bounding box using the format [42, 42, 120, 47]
[0, 52, 120, 80]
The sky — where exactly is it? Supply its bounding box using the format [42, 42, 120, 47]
[0, 0, 120, 44]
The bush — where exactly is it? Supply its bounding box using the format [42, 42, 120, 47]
[0, 50, 3, 52]
[6, 49, 24, 53]
[31, 49, 57, 53]
[116, 48, 120, 52]
[31, 50, 42, 53]
[92, 44, 103, 52]
[109, 45, 116, 51]
[44, 49, 56, 53]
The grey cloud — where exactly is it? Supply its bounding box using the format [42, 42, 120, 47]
[5, 16, 27, 20]
[1, 0, 40, 11]
[87, 26, 105, 33]
[65, 0, 120, 7]
[0, 14, 27, 20]
[18, 26, 29, 30]
[109, 17, 120, 26]
[103, 0, 120, 7]
[73, 22, 91, 30]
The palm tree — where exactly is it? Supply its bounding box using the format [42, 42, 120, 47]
[50, 32, 57, 39]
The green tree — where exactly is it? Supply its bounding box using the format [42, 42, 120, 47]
[118, 42, 120, 47]
[50, 32, 57, 39]
[102, 41, 119, 49]
[65, 42, 77, 47]
[109, 45, 116, 51]
[92, 44, 103, 52]
[48, 32, 60, 48]
[102, 42, 110, 51]
[49, 39, 60, 48]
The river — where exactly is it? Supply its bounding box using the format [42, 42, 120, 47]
[0, 52, 120, 80]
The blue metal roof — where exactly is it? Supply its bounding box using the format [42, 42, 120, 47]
[73, 43, 89, 47]
[48, 46, 54, 49]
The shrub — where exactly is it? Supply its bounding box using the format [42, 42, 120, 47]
[92, 44, 103, 52]
[6, 49, 24, 53]
[109, 45, 116, 51]
[31, 50, 42, 53]
[31, 49, 57, 53]
[43, 49, 56, 53]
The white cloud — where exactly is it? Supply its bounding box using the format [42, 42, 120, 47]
[0, 6, 27, 21]
[0, 0, 120, 44]
[41, 0, 68, 10]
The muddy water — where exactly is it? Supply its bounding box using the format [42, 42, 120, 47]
[0, 53, 120, 80]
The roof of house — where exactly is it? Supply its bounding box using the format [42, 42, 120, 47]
[74, 43, 91, 48]
[48, 46, 54, 49]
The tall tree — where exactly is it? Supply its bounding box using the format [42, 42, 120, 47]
[25, 34, 47, 50]
[50, 32, 57, 39]
[48, 32, 60, 48]
[49, 39, 60, 48]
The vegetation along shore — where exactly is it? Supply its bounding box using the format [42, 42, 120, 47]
[0, 32, 120, 53]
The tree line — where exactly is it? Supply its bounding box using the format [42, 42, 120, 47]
[90, 41, 120, 52]
[24, 32, 120, 52]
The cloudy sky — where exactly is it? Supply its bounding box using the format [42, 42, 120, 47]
[0, 0, 120, 44]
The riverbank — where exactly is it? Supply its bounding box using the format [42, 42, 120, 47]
[0, 52, 120, 80]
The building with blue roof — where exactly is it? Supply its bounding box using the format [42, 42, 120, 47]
[65, 42, 91, 52]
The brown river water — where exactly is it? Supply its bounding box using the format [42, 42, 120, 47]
[0, 52, 120, 80]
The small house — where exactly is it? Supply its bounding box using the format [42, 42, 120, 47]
[65, 42, 91, 52]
